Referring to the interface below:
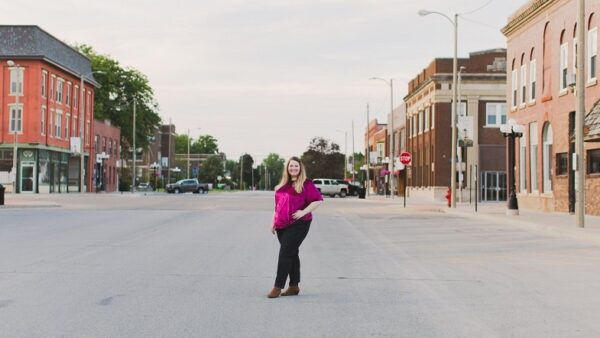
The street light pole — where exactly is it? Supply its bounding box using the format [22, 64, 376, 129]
[575, 0, 586, 227]
[457, 66, 466, 203]
[131, 99, 136, 192]
[501, 119, 524, 215]
[78, 70, 103, 193]
[187, 128, 190, 178]
[352, 120, 355, 182]
[366, 103, 370, 197]
[371, 77, 395, 198]
[336, 129, 348, 180]
[419, 9, 458, 208]
[6, 61, 21, 193]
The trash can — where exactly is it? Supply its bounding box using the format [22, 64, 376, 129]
[358, 187, 366, 199]
[0, 184, 5, 206]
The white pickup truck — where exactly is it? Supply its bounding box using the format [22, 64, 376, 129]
[312, 178, 348, 197]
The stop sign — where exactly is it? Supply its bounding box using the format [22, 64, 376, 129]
[400, 151, 412, 165]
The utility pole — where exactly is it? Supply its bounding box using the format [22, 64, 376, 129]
[167, 118, 172, 185]
[576, 0, 586, 227]
[352, 120, 355, 182]
[240, 155, 244, 190]
[366, 103, 370, 197]
[131, 100, 136, 192]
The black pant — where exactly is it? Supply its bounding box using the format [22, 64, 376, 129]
[274, 219, 311, 289]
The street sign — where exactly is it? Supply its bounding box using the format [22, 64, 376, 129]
[400, 151, 412, 165]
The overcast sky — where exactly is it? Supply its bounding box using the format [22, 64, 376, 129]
[2, 0, 519, 163]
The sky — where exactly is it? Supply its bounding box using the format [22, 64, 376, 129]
[2, 0, 521, 163]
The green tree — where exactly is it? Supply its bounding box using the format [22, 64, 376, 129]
[199, 155, 224, 186]
[262, 153, 285, 190]
[77, 45, 161, 154]
[193, 135, 219, 154]
[301, 137, 344, 179]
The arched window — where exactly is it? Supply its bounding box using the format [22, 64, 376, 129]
[520, 53, 527, 105]
[588, 13, 597, 81]
[530, 48, 537, 102]
[511, 58, 518, 107]
[542, 122, 553, 192]
[560, 29, 569, 91]
[542, 22, 551, 96]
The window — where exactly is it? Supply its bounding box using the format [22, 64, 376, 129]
[520, 138, 527, 191]
[73, 117, 78, 137]
[486, 103, 507, 126]
[413, 115, 417, 137]
[542, 123, 553, 192]
[573, 39, 578, 84]
[588, 149, 600, 174]
[520, 64, 527, 105]
[560, 43, 569, 90]
[41, 107, 46, 135]
[66, 83, 71, 106]
[530, 60, 537, 102]
[56, 79, 63, 103]
[9, 105, 23, 133]
[556, 153, 568, 176]
[511, 69, 518, 107]
[588, 27, 598, 81]
[418, 111, 423, 134]
[9, 67, 23, 95]
[74, 86, 79, 108]
[65, 114, 70, 139]
[529, 122, 538, 192]
[431, 105, 435, 129]
[424, 107, 430, 131]
[458, 102, 467, 116]
[50, 76, 55, 100]
[86, 121, 90, 145]
[55, 110, 62, 138]
[41, 71, 47, 97]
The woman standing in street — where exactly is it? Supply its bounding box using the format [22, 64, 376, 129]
[267, 156, 323, 299]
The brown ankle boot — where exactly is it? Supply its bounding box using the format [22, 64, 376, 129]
[281, 286, 300, 296]
[267, 287, 282, 298]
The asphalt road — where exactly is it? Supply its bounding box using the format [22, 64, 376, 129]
[1, 192, 599, 337]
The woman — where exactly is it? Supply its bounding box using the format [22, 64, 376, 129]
[267, 156, 323, 299]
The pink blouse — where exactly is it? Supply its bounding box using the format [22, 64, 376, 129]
[273, 180, 323, 229]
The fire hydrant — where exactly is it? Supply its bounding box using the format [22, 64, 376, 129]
[445, 186, 451, 207]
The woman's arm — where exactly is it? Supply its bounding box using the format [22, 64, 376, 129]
[292, 201, 323, 220]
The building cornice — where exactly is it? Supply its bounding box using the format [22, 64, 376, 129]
[501, 0, 558, 37]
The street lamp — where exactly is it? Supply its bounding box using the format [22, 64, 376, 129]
[336, 129, 348, 180]
[79, 70, 104, 193]
[371, 77, 395, 198]
[457, 66, 466, 202]
[6, 60, 21, 193]
[419, 9, 459, 208]
[500, 119, 525, 215]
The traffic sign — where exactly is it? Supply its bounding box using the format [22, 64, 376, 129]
[400, 151, 412, 165]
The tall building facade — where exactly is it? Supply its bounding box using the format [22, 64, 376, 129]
[0, 26, 99, 193]
[404, 49, 508, 201]
[502, 0, 600, 215]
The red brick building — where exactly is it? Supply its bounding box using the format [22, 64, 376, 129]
[93, 120, 120, 192]
[364, 118, 387, 194]
[404, 49, 508, 201]
[0, 26, 99, 193]
[502, 0, 600, 215]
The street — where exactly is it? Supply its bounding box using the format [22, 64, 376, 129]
[1, 192, 600, 337]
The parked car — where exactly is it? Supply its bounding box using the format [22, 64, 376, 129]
[312, 178, 348, 197]
[137, 182, 153, 192]
[166, 179, 209, 194]
[336, 179, 361, 196]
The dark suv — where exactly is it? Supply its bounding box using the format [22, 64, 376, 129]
[336, 179, 360, 196]
[166, 179, 209, 194]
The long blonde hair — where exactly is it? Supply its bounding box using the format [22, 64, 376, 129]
[275, 156, 307, 193]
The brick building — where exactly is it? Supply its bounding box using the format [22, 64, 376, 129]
[404, 49, 507, 201]
[93, 120, 120, 192]
[502, 0, 600, 215]
[364, 118, 387, 194]
[0, 26, 99, 193]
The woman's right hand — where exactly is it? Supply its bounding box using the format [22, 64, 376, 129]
[271, 225, 276, 235]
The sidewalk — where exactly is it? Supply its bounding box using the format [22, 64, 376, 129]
[363, 193, 600, 245]
[0, 193, 61, 208]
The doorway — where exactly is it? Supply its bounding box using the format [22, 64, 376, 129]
[481, 171, 507, 201]
[20, 161, 36, 193]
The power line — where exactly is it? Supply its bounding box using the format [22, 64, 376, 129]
[458, 0, 494, 16]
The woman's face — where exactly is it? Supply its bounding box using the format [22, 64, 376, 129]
[288, 160, 301, 178]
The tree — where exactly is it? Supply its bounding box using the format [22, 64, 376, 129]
[77, 45, 161, 154]
[175, 134, 219, 154]
[301, 137, 344, 179]
[262, 153, 285, 190]
[199, 155, 224, 186]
